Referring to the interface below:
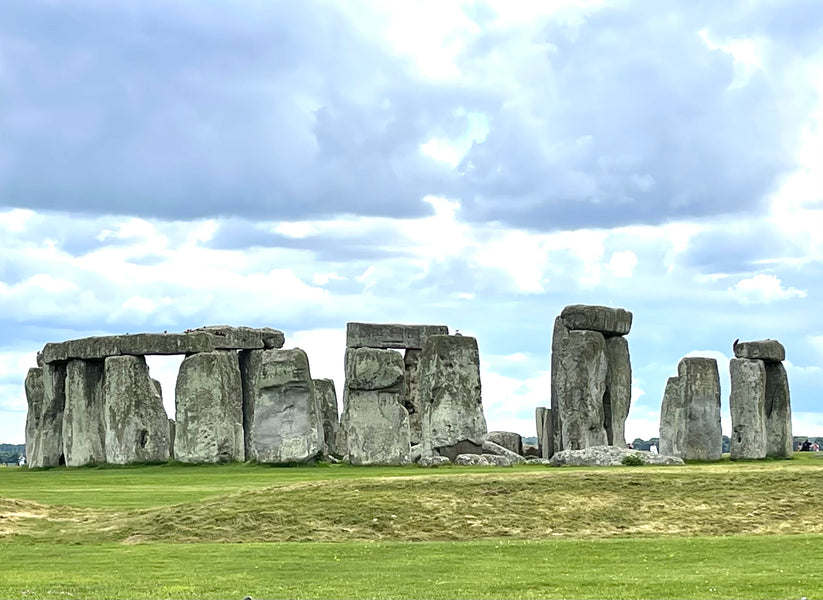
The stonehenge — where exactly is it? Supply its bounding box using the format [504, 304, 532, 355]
[548, 304, 633, 455]
[659, 357, 722, 461]
[729, 339, 792, 459]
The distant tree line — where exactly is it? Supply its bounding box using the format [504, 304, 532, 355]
[0, 443, 25, 465]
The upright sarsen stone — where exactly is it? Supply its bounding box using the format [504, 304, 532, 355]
[175, 350, 244, 463]
[604, 336, 631, 447]
[104, 355, 170, 464]
[24, 367, 44, 467]
[419, 335, 487, 460]
[240, 348, 323, 464]
[63, 359, 106, 466]
[338, 348, 411, 465]
[555, 330, 608, 450]
[729, 358, 767, 460]
[535, 407, 553, 459]
[313, 378, 339, 456]
[764, 362, 792, 458]
[403, 349, 424, 445]
[34, 362, 67, 467]
[658, 357, 722, 461]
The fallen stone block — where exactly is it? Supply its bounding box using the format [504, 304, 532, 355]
[549, 446, 684, 467]
[419, 455, 451, 467]
[482, 439, 525, 464]
[486, 431, 523, 456]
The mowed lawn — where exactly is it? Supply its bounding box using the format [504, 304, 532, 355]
[2, 455, 823, 599]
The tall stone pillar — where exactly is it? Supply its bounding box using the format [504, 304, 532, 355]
[34, 362, 67, 467]
[729, 358, 767, 460]
[175, 350, 244, 463]
[104, 355, 170, 464]
[419, 335, 487, 461]
[24, 367, 44, 467]
[63, 359, 107, 466]
[535, 406, 553, 459]
[313, 378, 339, 457]
[240, 348, 323, 464]
[337, 348, 411, 465]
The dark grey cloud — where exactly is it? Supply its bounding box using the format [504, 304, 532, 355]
[0, 0, 819, 231]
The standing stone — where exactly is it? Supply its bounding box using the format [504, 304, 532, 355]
[403, 349, 424, 445]
[658, 357, 722, 461]
[764, 362, 792, 458]
[24, 367, 44, 467]
[729, 358, 767, 460]
[63, 360, 107, 466]
[104, 355, 170, 464]
[419, 335, 487, 461]
[313, 378, 339, 457]
[240, 348, 323, 464]
[550, 317, 569, 454]
[555, 330, 609, 451]
[33, 362, 67, 467]
[535, 407, 554, 459]
[175, 350, 244, 463]
[168, 418, 176, 460]
[486, 431, 523, 456]
[338, 348, 411, 465]
[604, 336, 631, 447]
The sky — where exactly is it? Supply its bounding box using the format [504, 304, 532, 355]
[1, 0, 822, 445]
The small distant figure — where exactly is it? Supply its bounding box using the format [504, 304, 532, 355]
[650, 444, 658, 454]
[801, 439, 812, 452]
[627, 442, 634, 449]
[454, 329, 462, 336]
[814, 442, 820, 452]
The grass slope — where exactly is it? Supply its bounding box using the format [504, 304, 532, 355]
[2, 455, 823, 598]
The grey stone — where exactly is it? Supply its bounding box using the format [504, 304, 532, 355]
[560, 304, 633, 336]
[658, 375, 685, 457]
[175, 351, 244, 463]
[338, 348, 411, 465]
[314, 378, 339, 456]
[729, 358, 767, 460]
[482, 439, 525, 464]
[486, 431, 523, 456]
[658, 358, 722, 461]
[168, 419, 176, 460]
[550, 317, 568, 454]
[764, 362, 793, 458]
[118, 332, 215, 356]
[345, 347, 405, 390]
[523, 442, 540, 457]
[418, 455, 451, 467]
[454, 453, 488, 466]
[733, 339, 785, 362]
[104, 355, 170, 464]
[419, 335, 487, 461]
[550, 445, 684, 467]
[240, 348, 323, 464]
[604, 336, 631, 447]
[43, 336, 119, 363]
[32, 362, 67, 467]
[410, 444, 422, 463]
[525, 457, 552, 465]
[36, 351, 44, 368]
[403, 349, 423, 445]
[190, 325, 285, 350]
[554, 330, 609, 450]
[346, 322, 449, 350]
[63, 360, 106, 466]
[24, 367, 44, 468]
[535, 407, 554, 459]
[483, 454, 513, 467]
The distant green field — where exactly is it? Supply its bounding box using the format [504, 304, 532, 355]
[2, 455, 822, 599]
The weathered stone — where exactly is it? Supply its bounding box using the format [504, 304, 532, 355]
[419, 335, 487, 461]
[485, 432, 523, 456]
[764, 362, 792, 458]
[346, 322, 449, 350]
[482, 439, 525, 464]
[419, 455, 451, 467]
[550, 317, 568, 454]
[555, 330, 609, 450]
[523, 442, 540, 458]
[33, 362, 67, 467]
[604, 336, 631, 447]
[260, 328, 287, 349]
[550, 446, 684, 467]
[525, 457, 552, 465]
[403, 349, 423, 445]
[338, 349, 411, 465]
[168, 419, 176, 460]
[240, 348, 323, 464]
[483, 454, 513, 467]
[191, 326, 284, 350]
[36, 351, 44, 368]
[535, 407, 554, 459]
[175, 351, 244, 463]
[63, 360, 106, 466]
[43, 336, 119, 364]
[560, 304, 633, 336]
[658, 358, 722, 461]
[345, 347, 405, 391]
[729, 358, 767, 460]
[24, 367, 44, 468]
[658, 376, 685, 457]
[734, 339, 785, 362]
[313, 378, 339, 456]
[103, 355, 170, 464]
[118, 332, 215, 356]
[454, 453, 487, 466]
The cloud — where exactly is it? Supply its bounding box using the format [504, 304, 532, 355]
[729, 274, 807, 304]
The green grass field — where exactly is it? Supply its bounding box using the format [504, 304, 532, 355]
[2, 455, 823, 599]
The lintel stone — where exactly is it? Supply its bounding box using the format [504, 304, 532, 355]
[346, 322, 449, 350]
[733, 339, 785, 362]
[560, 304, 632, 336]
